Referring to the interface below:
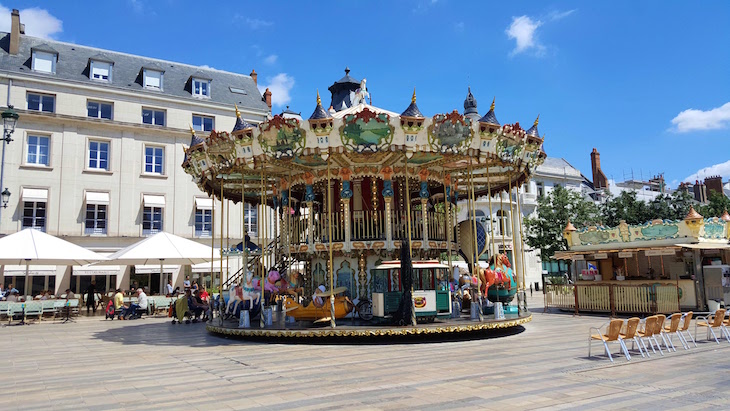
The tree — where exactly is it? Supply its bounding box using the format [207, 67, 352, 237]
[668, 190, 695, 220]
[525, 186, 600, 261]
[600, 191, 651, 227]
[700, 191, 730, 218]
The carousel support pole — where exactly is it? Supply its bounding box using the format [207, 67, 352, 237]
[307, 199, 314, 250]
[421, 195, 428, 247]
[211, 189, 217, 322]
[326, 153, 336, 328]
[468, 157, 483, 322]
[508, 174, 524, 312]
[259, 158, 265, 328]
[241, 176, 246, 279]
[444, 172, 453, 282]
[384, 196, 393, 248]
[226, 197, 230, 289]
[515, 178, 529, 312]
[287, 170, 292, 285]
[220, 183, 225, 312]
[486, 166, 496, 259]
[404, 155, 417, 326]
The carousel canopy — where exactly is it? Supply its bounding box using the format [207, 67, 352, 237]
[181, 69, 546, 205]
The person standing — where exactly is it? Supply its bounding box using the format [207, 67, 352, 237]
[165, 279, 174, 296]
[86, 280, 97, 314]
[183, 276, 191, 292]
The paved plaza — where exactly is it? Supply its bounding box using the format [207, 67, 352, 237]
[1, 295, 729, 411]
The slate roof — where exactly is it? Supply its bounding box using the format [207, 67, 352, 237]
[309, 101, 332, 120]
[479, 109, 499, 125]
[232, 116, 255, 132]
[401, 101, 423, 118]
[0, 32, 269, 113]
[526, 118, 539, 137]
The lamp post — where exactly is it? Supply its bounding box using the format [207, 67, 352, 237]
[0, 105, 19, 221]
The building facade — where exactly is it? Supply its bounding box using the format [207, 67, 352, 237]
[0, 10, 271, 295]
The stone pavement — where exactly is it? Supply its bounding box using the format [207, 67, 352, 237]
[1, 294, 728, 411]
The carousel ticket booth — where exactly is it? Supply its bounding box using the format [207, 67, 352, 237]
[551, 207, 730, 314]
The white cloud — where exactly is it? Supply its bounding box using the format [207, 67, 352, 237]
[454, 22, 465, 33]
[263, 54, 277, 65]
[547, 9, 576, 21]
[506, 16, 543, 55]
[245, 17, 273, 30]
[670, 102, 730, 133]
[0, 5, 63, 39]
[684, 160, 730, 183]
[258, 73, 294, 108]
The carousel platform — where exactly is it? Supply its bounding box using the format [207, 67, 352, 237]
[206, 311, 532, 341]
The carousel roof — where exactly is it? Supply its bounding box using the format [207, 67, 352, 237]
[232, 104, 255, 132]
[401, 89, 424, 118]
[526, 115, 540, 137]
[463, 87, 479, 120]
[479, 98, 500, 126]
[181, 72, 547, 205]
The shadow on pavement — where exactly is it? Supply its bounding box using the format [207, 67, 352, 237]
[91, 320, 248, 347]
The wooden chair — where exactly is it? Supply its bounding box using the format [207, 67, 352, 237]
[662, 313, 683, 351]
[653, 314, 673, 352]
[695, 309, 729, 344]
[677, 311, 696, 349]
[589, 318, 630, 362]
[637, 315, 663, 357]
[619, 317, 645, 358]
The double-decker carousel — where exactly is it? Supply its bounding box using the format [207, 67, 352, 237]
[182, 69, 545, 339]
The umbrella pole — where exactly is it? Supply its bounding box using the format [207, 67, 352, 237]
[24, 259, 30, 297]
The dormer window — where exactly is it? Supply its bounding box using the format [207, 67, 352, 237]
[32, 50, 57, 74]
[192, 78, 210, 98]
[90, 60, 112, 82]
[143, 69, 163, 91]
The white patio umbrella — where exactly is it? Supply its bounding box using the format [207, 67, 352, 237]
[97, 232, 216, 290]
[0, 228, 109, 295]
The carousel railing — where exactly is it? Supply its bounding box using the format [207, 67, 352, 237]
[392, 209, 421, 241]
[290, 214, 309, 245]
[311, 211, 346, 243]
[427, 210, 446, 241]
[352, 210, 385, 240]
[544, 283, 680, 316]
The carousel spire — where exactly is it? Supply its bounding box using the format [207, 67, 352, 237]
[232, 104, 255, 133]
[463, 86, 479, 120]
[188, 123, 204, 147]
[309, 89, 332, 120]
[478, 97, 500, 126]
[401, 87, 424, 118]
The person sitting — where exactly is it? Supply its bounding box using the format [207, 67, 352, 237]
[286, 271, 304, 301]
[65, 289, 76, 300]
[312, 285, 326, 308]
[186, 289, 207, 320]
[121, 288, 147, 319]
[113, 288, 124, 316]
[6, 290, 19, 302]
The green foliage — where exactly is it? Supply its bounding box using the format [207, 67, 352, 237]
[600, 191, 651, 227]
[698, 191, 730, 218]
[525, 186, 600, 261]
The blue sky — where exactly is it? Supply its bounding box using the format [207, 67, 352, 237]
[2, 1, 729, 188]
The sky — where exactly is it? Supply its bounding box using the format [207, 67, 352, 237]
[1, 1, 729, 188]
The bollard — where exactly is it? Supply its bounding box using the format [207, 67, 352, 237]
[264, 307, 273, 326]
[451, 300, 460, 318]
[239, 310, 250, 328]
[470, 301, 480, 320]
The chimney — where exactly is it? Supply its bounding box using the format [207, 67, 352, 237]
[590, 148, 608, 189]
[250, 69, 257, 85]
[704, 175, 723, 196]
[263, 87, 272, 111]
[9, 9, 23, 55]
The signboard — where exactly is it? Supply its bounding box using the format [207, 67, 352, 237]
[572, 254, 585, 261]
[618, 251, 633, 258]
[593, 253, 608, 260]
[645, 249, 677, 257]
[412, 290, 436, 313]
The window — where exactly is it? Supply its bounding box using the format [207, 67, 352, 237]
[192, 115, 214, 132]
[143, 206, 163, 235]
[192, 78, 210, 97]
[88, 140, 109, 170]
[244, 203, 257, 235]
[496, 210, 510, 236]
[144, 146, 164, 174]
[85, 204, 107, 235]
[536, 181, 545, 198]
[142, 108, 165, 126]
[143, 69, 163, 90]
[87, 101, 112, 119]
[31, 50, 56, 73]
[23, 201, 46, 231]
[90, 60, 112, 82]
[195, 209, 212, 237]
[27, 93, 55, 113]
[26, 135, 50, 166]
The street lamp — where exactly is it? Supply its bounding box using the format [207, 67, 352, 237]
[0, 105, 19, 219]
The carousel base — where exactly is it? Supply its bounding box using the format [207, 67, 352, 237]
[206, 311, 532, 341]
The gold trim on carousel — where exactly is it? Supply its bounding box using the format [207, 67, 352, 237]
[206, 314, 532, 338]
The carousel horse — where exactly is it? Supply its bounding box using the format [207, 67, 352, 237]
[241, 271, 260, 307]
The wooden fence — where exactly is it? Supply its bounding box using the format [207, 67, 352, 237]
[544, 283, 679, 316]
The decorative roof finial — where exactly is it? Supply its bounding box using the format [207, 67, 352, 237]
[345, 66, 350, 75]
[234, 104, 241, 118]
[534, 114, 540, 126]
[189, 124, 195, 135]
[491, 97, 495, 110]
[412, 88, 417, 103]
[316, 89, 321, 106]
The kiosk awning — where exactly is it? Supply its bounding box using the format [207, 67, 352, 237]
[676, 243, 730, 250]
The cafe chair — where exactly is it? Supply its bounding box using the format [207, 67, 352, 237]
[695, 309, 729, 344]
[677, 311, 696, 348]
[619, 317, 645, 358]
[662, 313, 683, 351]
[589, 318, 630, 363]
[637, 315, 663, 357]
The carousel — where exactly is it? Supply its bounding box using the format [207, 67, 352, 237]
[182, 68, 545, 339]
